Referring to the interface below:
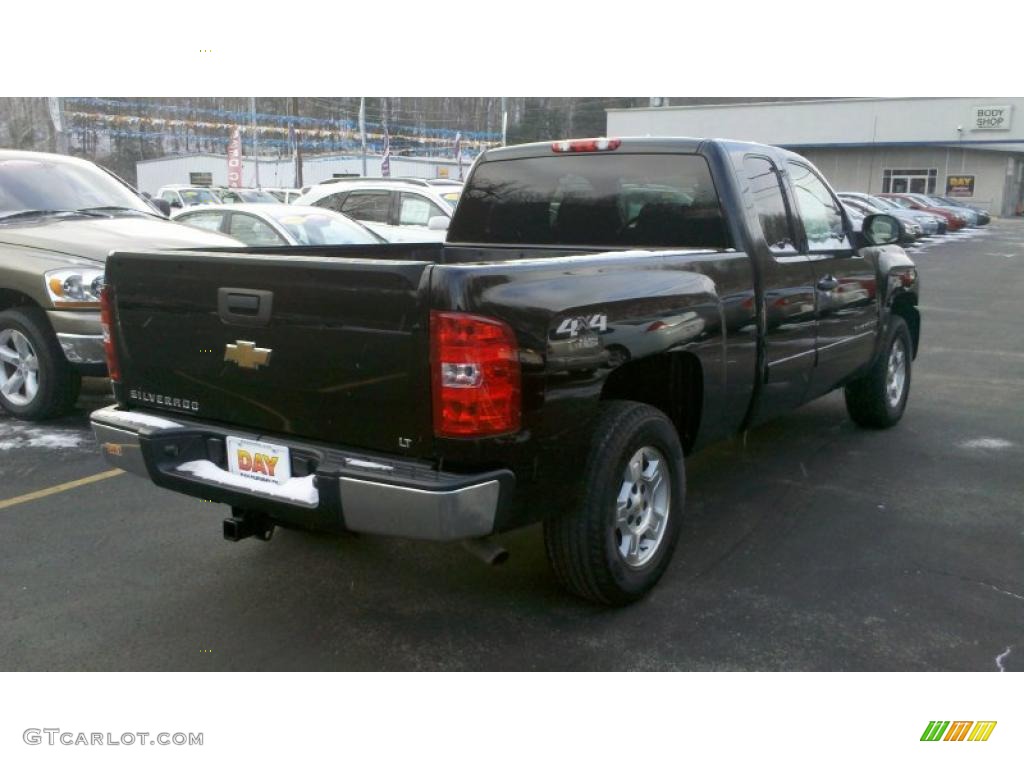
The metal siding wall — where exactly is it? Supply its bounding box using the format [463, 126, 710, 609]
[137, 154, 467, 194]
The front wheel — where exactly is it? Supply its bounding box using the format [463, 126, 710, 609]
[844, 316, 912, 429]
[544, 401, 685, 605]
[0, 307, 81, 420]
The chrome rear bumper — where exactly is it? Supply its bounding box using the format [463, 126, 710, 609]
[90, 405, 511, 541]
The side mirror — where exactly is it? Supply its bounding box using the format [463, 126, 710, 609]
[427, 215, 449, 231]
[169, 199, 182, 209]
[152, 198, 172, 217]
[862, 214, 902, 246]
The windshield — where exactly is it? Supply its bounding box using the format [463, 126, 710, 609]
[271, 210, 382, 245]
[441, 191, 461, 208]
[885, 197, 911, 208]
[180, 188, 219, 205]
[0, 157, 151, 217]
[450, 153, 729, 249]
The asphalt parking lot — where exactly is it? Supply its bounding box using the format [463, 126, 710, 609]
[1, 221, 1022, 671]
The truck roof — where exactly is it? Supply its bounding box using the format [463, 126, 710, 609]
[479, 136, 797, 164]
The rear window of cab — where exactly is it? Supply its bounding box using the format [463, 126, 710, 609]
[448, 153, 729, 249]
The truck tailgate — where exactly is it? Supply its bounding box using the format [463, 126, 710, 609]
[106, 246, 440, 456]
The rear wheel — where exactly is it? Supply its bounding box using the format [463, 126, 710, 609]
[544, 401, 685, 605]
[844, 316, 912, 429]
[0, 307, 81, 420]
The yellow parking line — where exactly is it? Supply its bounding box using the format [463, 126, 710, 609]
[0, 468, 125, 510]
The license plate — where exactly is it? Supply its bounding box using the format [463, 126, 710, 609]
[226, 436, 291, 486]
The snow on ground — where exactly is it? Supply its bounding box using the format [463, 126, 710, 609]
[959, 437, 1015, 450]
[0, 421, 92, 451]
[911, 227, 995, 253]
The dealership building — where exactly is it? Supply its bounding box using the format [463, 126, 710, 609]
[607, 97, 1024, 217]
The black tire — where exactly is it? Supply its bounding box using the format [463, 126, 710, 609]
[0, 306, 81, 420]
[544, 401, 685, 605]
[844, 316, 912, 429]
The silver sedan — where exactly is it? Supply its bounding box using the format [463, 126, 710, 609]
[172, 203, 385, 247]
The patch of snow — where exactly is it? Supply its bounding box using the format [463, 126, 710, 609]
[995, 646, 1011, 672]
[102, 410, 182, 430]
[176, 459, 319, 507]
[0, 423, 89, 451]
[959, 438, 1015, 450]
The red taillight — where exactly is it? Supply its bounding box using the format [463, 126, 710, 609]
[99, 285, 121, 382]
[430, 311, 521, 438]
[551, 138, 621, 153]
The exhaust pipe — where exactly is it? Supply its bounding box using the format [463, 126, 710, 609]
[461, 536, 509, 566]
[223, 511, 275, 542]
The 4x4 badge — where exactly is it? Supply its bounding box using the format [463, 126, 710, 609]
[224, 340, 272, 370]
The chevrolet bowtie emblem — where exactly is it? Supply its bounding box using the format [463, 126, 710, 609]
[224, 340, 272, 370]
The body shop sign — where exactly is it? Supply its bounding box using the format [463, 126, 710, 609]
[227, 127, 243, 188]
[972, 105, 1012, 130]
[946, 175, 975, 197]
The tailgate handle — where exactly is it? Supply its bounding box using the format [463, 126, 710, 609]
[218, 288, 273, 327]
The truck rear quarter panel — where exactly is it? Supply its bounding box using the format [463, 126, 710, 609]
[430, 247, 757, 529]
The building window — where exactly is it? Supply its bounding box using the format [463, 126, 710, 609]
[883, 168, 937, 195]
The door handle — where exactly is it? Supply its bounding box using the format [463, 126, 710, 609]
[218, 287, 273, 327]
[816, 275, 839, 291]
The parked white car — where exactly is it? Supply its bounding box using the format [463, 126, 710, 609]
[294, 178, 459, 242]
[172, 204, 385, 247]
[155, 184, 222, 210]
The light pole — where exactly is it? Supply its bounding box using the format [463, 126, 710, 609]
[250, 97, 260, 188]
[501, 96, 508, 147]
[359, 97, 368, 177]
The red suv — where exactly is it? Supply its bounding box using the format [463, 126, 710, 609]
[880, 194, 966, 231]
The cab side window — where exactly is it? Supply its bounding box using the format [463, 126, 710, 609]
[313, 192, 348, 213]
[786, 161, 851, 252]
[743, 156, 797, 254]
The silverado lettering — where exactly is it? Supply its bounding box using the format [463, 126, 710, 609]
[128, 389, 200, 412]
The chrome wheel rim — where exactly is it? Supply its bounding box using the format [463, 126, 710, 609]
[0, 329, 40, 406]
[614, 446, 671, 568]
[886, 337, 907, 409]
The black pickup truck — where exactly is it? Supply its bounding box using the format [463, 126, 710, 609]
[91, 137, 920, 605]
